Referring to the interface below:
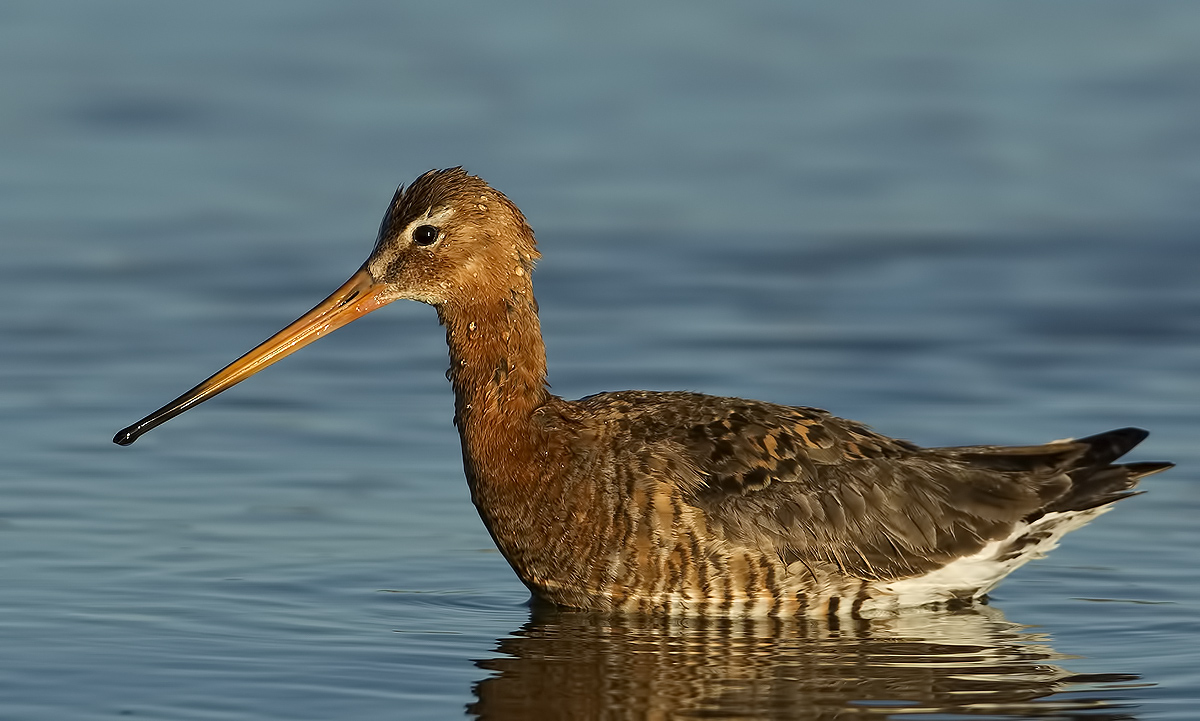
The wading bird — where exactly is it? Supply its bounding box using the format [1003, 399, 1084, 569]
[116, 168, 1171, 616]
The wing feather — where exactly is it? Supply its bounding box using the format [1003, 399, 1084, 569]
[574, 390, 1089, 581]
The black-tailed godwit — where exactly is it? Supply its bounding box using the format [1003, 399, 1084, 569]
[115, 168, 1172, 616]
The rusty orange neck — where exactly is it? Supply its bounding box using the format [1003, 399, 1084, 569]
[437, 282, 550, 488]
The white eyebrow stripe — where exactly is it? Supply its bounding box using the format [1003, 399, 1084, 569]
[367, 206, 458, 278]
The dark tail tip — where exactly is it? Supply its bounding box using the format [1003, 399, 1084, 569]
[1073, 427, 1151, 466]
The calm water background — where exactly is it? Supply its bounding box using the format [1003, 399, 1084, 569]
[3, 2, 1200, 719]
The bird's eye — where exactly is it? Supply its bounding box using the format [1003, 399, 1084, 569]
[412, 225, 440, 246]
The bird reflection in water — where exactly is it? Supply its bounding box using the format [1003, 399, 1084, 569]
[469, 603, 1143, 720]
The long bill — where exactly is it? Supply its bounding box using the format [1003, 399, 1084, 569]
[114, 266, 391, 446]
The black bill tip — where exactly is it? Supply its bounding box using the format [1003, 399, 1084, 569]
[113, 425, 142, 446]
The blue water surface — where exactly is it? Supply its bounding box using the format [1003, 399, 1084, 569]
[3, 2, 1199, 719]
